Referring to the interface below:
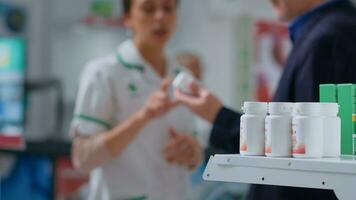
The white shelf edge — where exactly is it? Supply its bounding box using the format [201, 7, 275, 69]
[203, 154, 356, 200]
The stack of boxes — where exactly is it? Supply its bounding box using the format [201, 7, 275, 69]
[320, 84, 356, 155]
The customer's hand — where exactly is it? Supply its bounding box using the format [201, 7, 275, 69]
[140, 78, 177, 121]
[174, 82, 222, 123]
[163, 128, 202, 170]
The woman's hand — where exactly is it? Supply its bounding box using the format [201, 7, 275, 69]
[163, 128, 203, 170]
[140, 78, 177, 121]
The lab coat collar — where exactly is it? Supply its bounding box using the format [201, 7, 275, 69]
[117, 40, 177, 85]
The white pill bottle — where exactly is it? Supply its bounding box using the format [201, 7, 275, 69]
[240, 102, 267, 156]
[292, 103, 323, 158]
[319, 103, 340, 157]
[265, 102, 294, 157]
[172, 70, 195, 95]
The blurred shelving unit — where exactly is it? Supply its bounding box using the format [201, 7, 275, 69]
[209, 0, 274, 18]
[203, 154, 356, 200]
[48, 0, 128, 110]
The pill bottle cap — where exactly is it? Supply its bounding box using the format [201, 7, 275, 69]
[319, 103, 339, 116]
[293, 103, 320, 116]
[242, 102, 267, 114]
[293, 102, 338, 116]
[268, 102, 294, 115]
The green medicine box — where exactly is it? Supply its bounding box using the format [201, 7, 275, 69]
[337, 84, 356, 155]
[320, 84, 337, 103]
[320, 84, 356, 155]
[353, 114, 356, 155]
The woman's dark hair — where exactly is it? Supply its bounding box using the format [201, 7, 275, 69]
[123, 0, 179, 15]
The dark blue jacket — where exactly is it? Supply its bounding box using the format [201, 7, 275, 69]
[210, 1, 356, 199]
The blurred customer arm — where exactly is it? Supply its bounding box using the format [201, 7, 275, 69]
[175, 82, 241, 153]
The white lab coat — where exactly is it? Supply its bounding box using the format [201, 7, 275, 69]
[70, 40, 196, 200]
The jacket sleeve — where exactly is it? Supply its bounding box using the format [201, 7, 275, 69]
[294, 29, 356, 102]
[209, 107, 241, 154]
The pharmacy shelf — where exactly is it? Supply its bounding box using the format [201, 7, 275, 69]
[203, 154, 356, 200]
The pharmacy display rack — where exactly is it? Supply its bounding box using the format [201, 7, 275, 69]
[203, 154, 356, 200]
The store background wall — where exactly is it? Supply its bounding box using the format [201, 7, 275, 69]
[49, 0, 124, 102]
[170, 0, 237, 108]
[49, 0, 276, 136]
[49, 0, 126, 136]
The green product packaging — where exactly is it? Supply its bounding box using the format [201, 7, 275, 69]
[320, 84, 337, 102]
[353, 85, 356, 155]
[338, 84, 356, 155]
[353, 114, 356, 155]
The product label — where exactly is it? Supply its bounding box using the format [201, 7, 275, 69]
[292, 120, 306, 155]
[265, 119, 271, 154]
[240, 118, 247, 152]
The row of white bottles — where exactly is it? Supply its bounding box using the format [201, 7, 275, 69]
[240, 102, 340, 158]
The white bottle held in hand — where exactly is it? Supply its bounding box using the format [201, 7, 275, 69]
[240, 102, 267, 156]
[172, 70, 196, 95]
[265, 102, 294, 157]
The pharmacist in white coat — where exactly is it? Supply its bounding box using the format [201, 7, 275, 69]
[69, 0, 202, 199]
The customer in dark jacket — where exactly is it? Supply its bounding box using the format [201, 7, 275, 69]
[175, 0, 356, 199]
